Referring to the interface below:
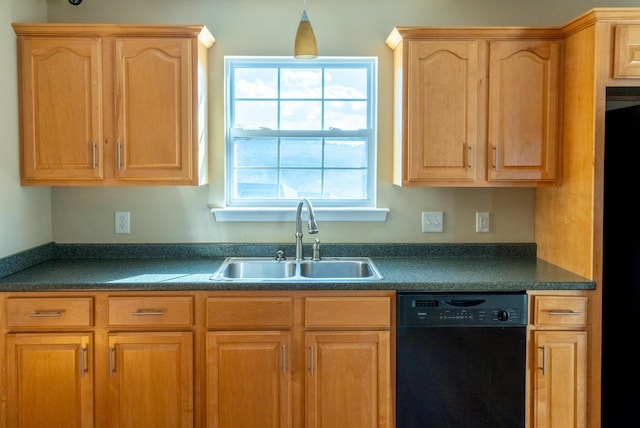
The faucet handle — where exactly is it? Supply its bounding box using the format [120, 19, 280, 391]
[275, 250, 286, 261]
[312, 239, 320, 261]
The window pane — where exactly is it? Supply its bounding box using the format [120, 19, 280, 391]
[226, 57, 376, 207]
[234, 100, 278, 129]
[281, 138, 322, 167]
[280, 169, 322, 198]
[234, 138, 279, 167]
[323, 169, 367, 198]
[234, 68, 278, 98]
[324, 101, 368, 130]
[324, 68, 368, 99]
[281, 68, 322, 98]
[281, 101, 322, 130]
[235, 169, 278, 199]
[324, 139, 367, 168]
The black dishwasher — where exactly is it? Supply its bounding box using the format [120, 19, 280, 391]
[396, 292, 527, 428]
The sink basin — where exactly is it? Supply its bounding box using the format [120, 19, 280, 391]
[210, 257, 383, 282]
[299, 260, 378, 279]
[214, 259, 297, 279]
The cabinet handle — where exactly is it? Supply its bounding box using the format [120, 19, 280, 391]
[29, 310, 63, 318]
[109, 346, 115, 377]
[132, 309, 165, 316]
[282, 344, 287, 376]
[309, 345, 315, 377]
[492, 145, 499, 170]
[539, 345, 547, 376]
[92, 142, 97, 169]
[547, 310, 581, 316]
[467, 144, 474, 170]
[117, 143, 122, 170]
[80, 346, 88, 377]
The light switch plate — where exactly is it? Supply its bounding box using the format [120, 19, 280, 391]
[476, 212, 490, 233]
[422, 211, 443, 232]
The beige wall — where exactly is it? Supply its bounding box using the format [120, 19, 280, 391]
[0, 0, 51, 258]
[3, 1, 636, 250]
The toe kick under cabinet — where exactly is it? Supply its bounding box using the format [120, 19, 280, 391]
[0, 290, 394, 428]
[12, 23, 215, 186]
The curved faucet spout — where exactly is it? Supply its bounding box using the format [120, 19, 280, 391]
[295, 198, 319, 260]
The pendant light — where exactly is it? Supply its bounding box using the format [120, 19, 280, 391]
[294, 0, 317, 59]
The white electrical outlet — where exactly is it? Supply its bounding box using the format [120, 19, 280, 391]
[422, 211, 443, 232]
[476, 212, 490, 233]
[115, 211, 130, 234]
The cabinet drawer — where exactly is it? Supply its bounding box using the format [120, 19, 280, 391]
[207, 297, 293, 329]
[614, 24, 640, 78]
[6, 297, 93, 328]
[108, 296, 193, 327]
[305, 296, 391, 328]
[533, 296, 587, 328]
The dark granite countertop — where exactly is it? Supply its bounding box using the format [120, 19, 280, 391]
[0, 243, 594, 292]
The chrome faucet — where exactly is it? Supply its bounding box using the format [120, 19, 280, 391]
[295, 198, 319, 260]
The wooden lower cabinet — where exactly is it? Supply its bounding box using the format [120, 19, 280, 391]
[206, 331, 292, 428]
[2, 291, 393, 428]
[5, 333, 94, 428]
[107, 332, 193, 428]
[1, 293, 196, 428]
[305, 331, 390, 428]
[205, 293, 393, 428]
[529, 294, 588, 428]
[533, 331, 587, 428]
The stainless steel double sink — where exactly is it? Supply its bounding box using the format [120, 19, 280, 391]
[210, 257, 383, 282]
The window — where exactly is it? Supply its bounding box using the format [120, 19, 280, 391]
[224, 57, 377, 209]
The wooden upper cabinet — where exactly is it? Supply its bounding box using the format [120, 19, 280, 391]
[403, 40, 485, 183]
[614, 24, 640, 78]
[114, 38, 193, 182]
[386, 27, 562, 186]
[488, 40, 560, 182]
[12, 23, 215, 186]
[17, 37, 104, 183]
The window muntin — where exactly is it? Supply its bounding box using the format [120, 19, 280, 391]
[225, 57, 377, 207]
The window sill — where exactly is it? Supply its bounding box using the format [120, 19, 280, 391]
[210, 207, 389, 222]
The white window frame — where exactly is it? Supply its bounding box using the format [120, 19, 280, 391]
[211, 56, 388, 222]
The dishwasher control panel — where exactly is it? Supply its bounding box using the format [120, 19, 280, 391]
[398, 293, 527, 326]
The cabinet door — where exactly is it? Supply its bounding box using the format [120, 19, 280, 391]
[614, 24, 640, 78]
[107, 332, 193, 428]
[6, 333, 94, 428]
[206, 331, 292, 428]
[533, 331, 587, 428]
[305, 331, 391, 428]
[488, 40, 559, 182]
[113, 37, 194, 183]
[405, 40, 484, 183]
[18, 37, 103, 183]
